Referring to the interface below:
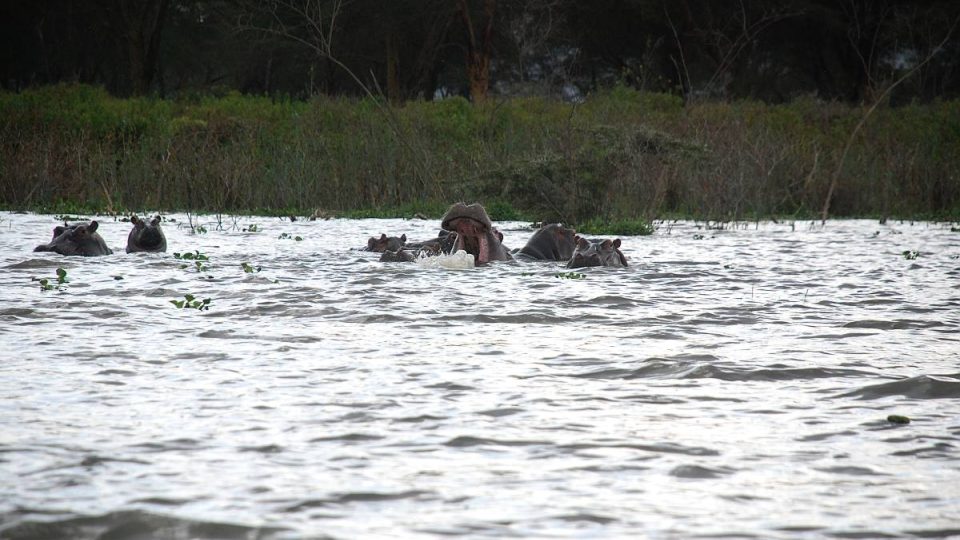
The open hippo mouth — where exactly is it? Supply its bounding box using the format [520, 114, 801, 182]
[440, 203, 498, 264]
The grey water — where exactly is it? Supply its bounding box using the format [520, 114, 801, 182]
[1, 212, 958, 539]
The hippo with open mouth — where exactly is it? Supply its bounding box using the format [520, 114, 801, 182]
[440, 202, 512, 264]
[515, 223, 577, 261]
[126, 215, 167, 253]
[567, 235, 628, 268]
[34, 221, 113, 256]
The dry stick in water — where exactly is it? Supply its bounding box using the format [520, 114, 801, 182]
[820, 16, 959, 224]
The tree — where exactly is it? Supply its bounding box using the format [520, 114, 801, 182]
[456, 0, 497, 102]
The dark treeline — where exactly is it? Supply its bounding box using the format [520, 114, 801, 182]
[2, 0, 958, 103]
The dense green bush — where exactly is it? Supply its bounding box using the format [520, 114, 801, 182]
[1, 83, 958, 223]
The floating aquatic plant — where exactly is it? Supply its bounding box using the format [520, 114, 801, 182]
[170, 294, 211, 311]
[887, 414, 910, 424]
[278, 232, 303, 241]
[241, 262, 261, 273]
[32, 267, 68, 291]
[555, 272, 586, 279]
[173, 250, 209, 261]
[902, 250, 921, 260]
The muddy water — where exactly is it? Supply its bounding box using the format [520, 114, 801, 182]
[1, 212, 958, 539]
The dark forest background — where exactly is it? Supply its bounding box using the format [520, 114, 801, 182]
[2, 0, 958, 104]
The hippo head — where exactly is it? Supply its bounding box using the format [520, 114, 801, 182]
[567, 235, 628, 268]
[379, 231, 460, 263]
[440, 202, 512, 264]
[519, 223, 577, 261]
[126, 215, 167, 253]
[366, 233, 407, 252]
[34, 221, 113, 257]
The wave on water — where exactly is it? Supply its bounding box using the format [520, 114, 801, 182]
[0, 510, 289, 540]
[570, 359, 877, 382]
[837, 374, 960, 400]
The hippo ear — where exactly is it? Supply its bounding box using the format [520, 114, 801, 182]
[600, 239, 613, 249]
[379, 233, 387, 241]
[131, 215, 140, 225]
[87, 221, 99, 233]
[576, 236, 590, 249]
[400, 234, 407, 242]
[612, 238, 621, 248]
[54, 226, 67, 237]
[151, 216, 161, 226]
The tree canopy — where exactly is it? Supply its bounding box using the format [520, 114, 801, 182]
[1, 0, 957, 103]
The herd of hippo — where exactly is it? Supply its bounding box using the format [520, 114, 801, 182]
[32, 202, 628, 268]
[367, 203, 627, 268]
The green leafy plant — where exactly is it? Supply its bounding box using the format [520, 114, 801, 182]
[32, 267, 69, 291]
[173, 250, 209, 261]
[241, 262, 261, 273]
[243, 224, 260, 233]
[902, 250, 921, 260]
[278, 232, 303, 241]
[555, 271, 586, 279]
[170, 294, 211, 310]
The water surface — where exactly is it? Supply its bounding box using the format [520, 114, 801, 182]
[1, 213, 959, 539]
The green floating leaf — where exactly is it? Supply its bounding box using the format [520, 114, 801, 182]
[887, 415, 911, 424]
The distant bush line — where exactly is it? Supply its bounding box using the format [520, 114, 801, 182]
[1, 83, 958, 225]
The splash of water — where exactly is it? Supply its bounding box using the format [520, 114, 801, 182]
[415, 249, 475, 269]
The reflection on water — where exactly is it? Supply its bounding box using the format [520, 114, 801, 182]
[1, 212, 959, 539]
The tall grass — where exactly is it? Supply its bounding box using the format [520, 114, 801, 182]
[1, 83, 957, 222]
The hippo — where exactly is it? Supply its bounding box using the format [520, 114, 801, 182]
[515, 223, 577, 261]
[567, 235, 628, 268]
[380, 232, 460, 262]
[34, 221, 113, 256]
[440, 202, 512, 264]
[126, 214, 167, 253]
[365, 233, 407, 252]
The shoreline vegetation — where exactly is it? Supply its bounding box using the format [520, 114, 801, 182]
[2, 84, 958, 233]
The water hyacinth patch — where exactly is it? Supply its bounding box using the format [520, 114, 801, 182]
[32, 267, 69, 291]
[170, 294, 211, 311]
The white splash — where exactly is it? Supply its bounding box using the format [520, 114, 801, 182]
[415, 249, 475, 269]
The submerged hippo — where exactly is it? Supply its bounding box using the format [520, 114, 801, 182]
[126, 214, 167, 253]
[380, 232, 460, 262]
[515, 223, 577, 261]
[440, 202, 512, 264]
[567, 235, 628, 268]
[34, 221, 113, 256]
[365, 233, 407, 252]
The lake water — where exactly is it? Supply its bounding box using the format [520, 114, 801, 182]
[1, 212, 958, 539]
